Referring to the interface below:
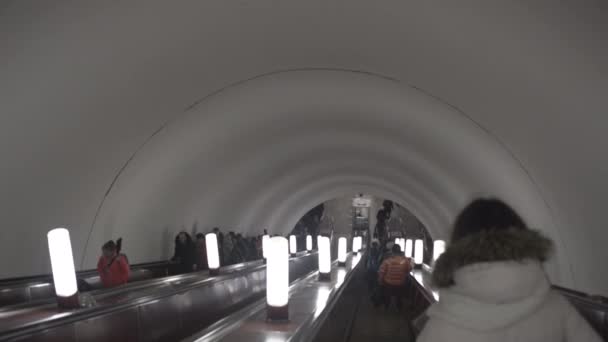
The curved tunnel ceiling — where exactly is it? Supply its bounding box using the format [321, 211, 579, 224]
[1, 1, 606, 294]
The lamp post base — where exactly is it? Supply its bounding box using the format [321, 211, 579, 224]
[56, 293, 80, 309]
[266, 304, 289, 322]
[318, 272, 331, 282]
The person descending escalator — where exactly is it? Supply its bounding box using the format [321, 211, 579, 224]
[417, 198, 602, 342]
[171, 232, 197, 274]
[366, 240, 383, 292]
[377, 243, 413, 310]
[97, 238, 130, 288]
[374, 209, 389, 244]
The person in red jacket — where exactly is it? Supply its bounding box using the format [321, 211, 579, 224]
[97, 239, 130, 288]
[378, 243, 413, 310]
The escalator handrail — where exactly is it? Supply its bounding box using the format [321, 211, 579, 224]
[0, 253, 317, 339]
[0, 260, 170, 287]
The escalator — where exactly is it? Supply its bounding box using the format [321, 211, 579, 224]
[312, 262, 608, 342]
[0, 252, 318, 342]
[0, 260, 171, 307]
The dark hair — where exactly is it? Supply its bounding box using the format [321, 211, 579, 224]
[391, 244, 402, 254]
[195, 233, 205, 240]
[175, 232, 193, 245]
[102, 238, 122, 254]
[452, 198, 528, 243]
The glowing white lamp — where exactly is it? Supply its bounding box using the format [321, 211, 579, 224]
[262, 234, 270, 259]
[318, 236, 331, 281]
[353, 236, 362, 254]
[433, 240, 446, 263]
[306, 235, 313, 252]
[47, 228, 79, 308]
[338, 237, 347, 266]
[414, 239, 424, 265]
[206, 233, 220, 275]
[405, 239, 413, 258]
[266, 236, 289, 321]
[289, 235, 297, 256]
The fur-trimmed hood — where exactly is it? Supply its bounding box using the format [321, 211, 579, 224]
[433, 228, 553, 288]
[425, 229, 556, 332]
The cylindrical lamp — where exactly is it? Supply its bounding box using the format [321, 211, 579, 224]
[405, 239, 413, 258]
[266, 236, 289, 321]
[306, 235, 313, 252]
[433, 240, 446, 263]
[206, 233, 220, 276]
[414, 239, 424, 266]
[338, 237, 347, 267]
[352, 236, 362, 254]
[47, 228, 80, 309]
[318, 236, 331, 281]
[289, 235, 297, 256]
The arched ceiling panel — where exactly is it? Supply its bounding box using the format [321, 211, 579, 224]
[0, 1, 605, 293]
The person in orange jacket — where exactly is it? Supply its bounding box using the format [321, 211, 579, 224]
[378, 243, 413, 310]
[97, 238, 130, 288]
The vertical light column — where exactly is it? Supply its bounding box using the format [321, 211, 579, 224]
[318, 236, 331, 281]
[433, 240, 446, 263]
[262, 234, 270, 259]
[289, 235, 297, 256]
[414, 239, 424, 266]
[306, 235, 313, 252]
[352, 236, 362, 254]
[47, 228, 79, 309]
[266, 237, 289, 321]
[206, 233, 220, 276]
[338, 237, 347, 267]
[405, 239, 413, 258]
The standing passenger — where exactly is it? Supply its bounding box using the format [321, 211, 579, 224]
[171, 232, 197, 274]
[366, 240, 383, 291]
[223, 233, 234, 265]
[97, 239, 130, 288]
[377, 244, 413, 310]
[418, 198, 602, 342]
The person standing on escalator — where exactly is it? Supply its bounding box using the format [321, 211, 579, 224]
[377, 244, 413, 310]
[418, 198, 602, 342]
[97, 238, 130, 288]
[171, 232, 197, 274]
[195, 233, 208, 271]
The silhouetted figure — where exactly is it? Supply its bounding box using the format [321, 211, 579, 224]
[195, 233, 208, 270]
[171, 232, 197, 274]
[366, 240, 383, 291]
[418, 198, 602, 342]
[374, 209, 389, 243]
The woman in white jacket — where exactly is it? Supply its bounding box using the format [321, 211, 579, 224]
[418, 198, 602, 342]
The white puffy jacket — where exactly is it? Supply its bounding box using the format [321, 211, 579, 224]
[418, 260, 602, 342]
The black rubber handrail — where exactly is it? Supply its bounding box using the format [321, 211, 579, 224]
[0, 252, 317, 340]
[0, 260, 169, 286]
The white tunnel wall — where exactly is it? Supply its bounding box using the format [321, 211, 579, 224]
[0, 1, 607, 294]
[82, 71, 564, 286]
